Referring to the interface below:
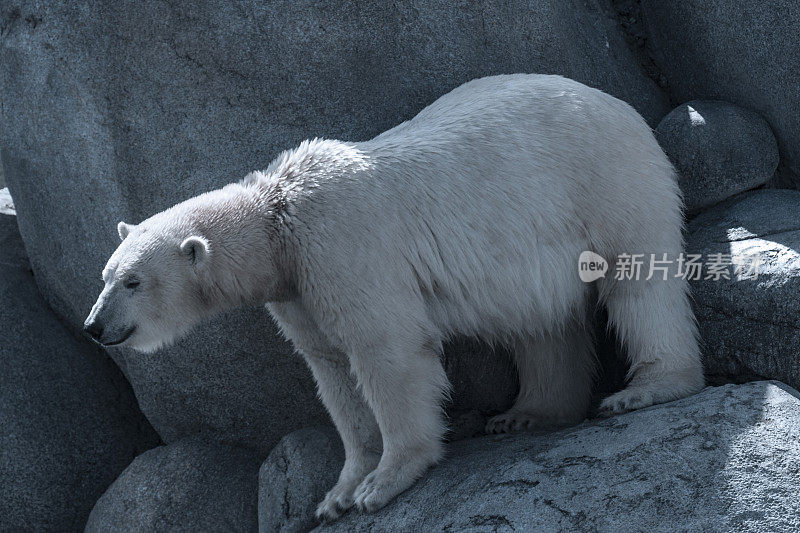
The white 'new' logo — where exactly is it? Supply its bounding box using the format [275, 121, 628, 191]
[578, 251, 608, 282]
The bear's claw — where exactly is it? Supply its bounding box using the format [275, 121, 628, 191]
[486, 413, 534, 434]
[353, 469, 393, 513]
[315, 485, 355, 522]
[598, 387, 654, 417]
[485, 411, 566, 434]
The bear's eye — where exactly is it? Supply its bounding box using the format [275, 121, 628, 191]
[123, 278, 141, 290]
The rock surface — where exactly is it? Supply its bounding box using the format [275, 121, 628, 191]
[85, 436, 262, 533]
[311, 382, 800, 532]
[0, 214, 159, 531]
[642, 0, 800, 186]
[655, 101, 778, 212]
[107, 309, 331, 455]
[259, 427, 344, 533]
[687, 189, 800, 388]
[0, 0, 666, 451]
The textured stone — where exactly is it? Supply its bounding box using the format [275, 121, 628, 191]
[642, 0, 800, 186]
[106, 309, 331, 455]
[655, 101, 778, 212]
[315, 382, 800, 532]
[0, 0, 667, 451]
[85, 436, 262, 533]
[0, 214, 159, 531]
[687, 189, 800, 388]
[259, 427, 344, 533]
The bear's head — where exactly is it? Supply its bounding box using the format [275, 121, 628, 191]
[83, 215, 217, 352]
[84, 185, 289, 353]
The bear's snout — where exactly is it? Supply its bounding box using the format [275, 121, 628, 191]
[83, 318, 104, 341]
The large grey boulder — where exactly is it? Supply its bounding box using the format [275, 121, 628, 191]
[108, 309, 330, 455]
[85, 436, 262, 533]
[0, 214, 160, 531]
[655, 101, 778, 212]
[0, 1, 667, 452]
[642, 0, 800, 186]
[259, 427, 344, 533]
[310, 382, 800, 531]
[687, 189, 800, 388]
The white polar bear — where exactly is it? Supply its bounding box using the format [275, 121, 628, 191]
[85, 74, 703, 520]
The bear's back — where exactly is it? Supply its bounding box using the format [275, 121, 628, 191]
[289, 74, 681, 340]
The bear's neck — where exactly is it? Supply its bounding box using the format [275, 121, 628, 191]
[199, 184, 297, 309]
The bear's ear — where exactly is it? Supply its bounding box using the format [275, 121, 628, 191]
[117, 221, 135, 241]
[180, 236, 210, 265]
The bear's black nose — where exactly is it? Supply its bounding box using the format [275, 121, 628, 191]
[84, 320, 104, 341]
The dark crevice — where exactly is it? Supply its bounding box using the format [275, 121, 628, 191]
[608, 0, 672, 103]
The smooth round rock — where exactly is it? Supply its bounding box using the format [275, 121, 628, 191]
[655, 100, 779, 212]
[642, 0, 800, 186]
[85, 436, 262, 533]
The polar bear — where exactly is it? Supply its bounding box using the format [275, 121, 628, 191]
[85, 74, 704, 520]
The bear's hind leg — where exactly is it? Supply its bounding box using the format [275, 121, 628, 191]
[599, 276, 704, 416]
[486, 326, 595, 434]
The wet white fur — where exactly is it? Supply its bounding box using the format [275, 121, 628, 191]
[88, 74, 703, 520]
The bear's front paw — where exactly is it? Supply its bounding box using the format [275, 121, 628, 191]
[315, 483, 356, 522]
[353, 468, 399, 513]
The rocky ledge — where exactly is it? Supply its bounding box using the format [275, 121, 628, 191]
[258, 382, 800, 532]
